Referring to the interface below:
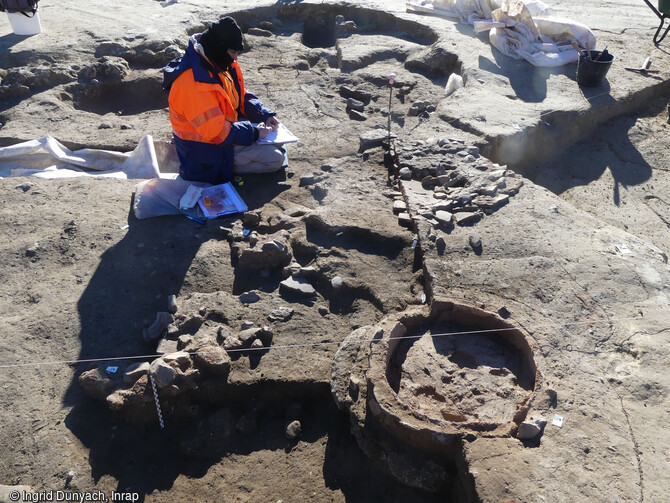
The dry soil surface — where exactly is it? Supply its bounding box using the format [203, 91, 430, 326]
[1, 1, 669, 502]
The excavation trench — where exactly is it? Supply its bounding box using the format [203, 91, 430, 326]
[484, 80, 670, 170]
[6, 3, 669, 502]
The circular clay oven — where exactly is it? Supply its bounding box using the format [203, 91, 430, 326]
[366, 302, 541, 453]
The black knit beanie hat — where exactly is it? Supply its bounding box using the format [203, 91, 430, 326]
[200, 16, 244, 69]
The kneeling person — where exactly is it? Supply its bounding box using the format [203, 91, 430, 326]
[163, 16, 284, 184]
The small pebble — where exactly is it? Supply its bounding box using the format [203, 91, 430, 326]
[167, 294, 178, 314]
[15, 183, 32, 192]
[469, 236, 482, 250]
[348, 109, 367, 121]
[285, 420, 302, 440]
[299, 172, 316, 186]
[436, 236, 446, 255]
[239, 290, 261, 304]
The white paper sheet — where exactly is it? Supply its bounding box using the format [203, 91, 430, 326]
[255, 123, 299, 145]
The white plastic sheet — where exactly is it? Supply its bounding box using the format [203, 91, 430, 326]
[0, 134, 167, 179]
[407, 0, 596, 67]
[133, 178, 209, 220]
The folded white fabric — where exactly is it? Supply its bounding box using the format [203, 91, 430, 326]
[407, 0, 596, 67]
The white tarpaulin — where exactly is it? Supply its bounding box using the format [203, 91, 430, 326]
[0, 135, 247, 221]
[0, 134, 171, 179]
[407, 0, 596, 67]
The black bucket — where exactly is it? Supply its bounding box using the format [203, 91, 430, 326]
[577, 50, 614, 87]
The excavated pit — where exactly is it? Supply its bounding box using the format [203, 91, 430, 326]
[71, 77, 166, 116]
[0, 3, 459, 154]
[368, 303, 541, 452]
[388, 323, 536, 425]
[330, 302, 542, 497]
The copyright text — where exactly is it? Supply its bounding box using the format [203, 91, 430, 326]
[8, 490, 139, 502]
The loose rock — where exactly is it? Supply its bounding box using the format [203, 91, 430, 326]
[469, 236, 482, 251]
[346, 97, 365, 112]
[436, 236, 446, 255]
[239, 327, 263, 344]
[435, 210, 453, 226]
[163, 351, 191, 370]
[299, 172, 316, 186]
[15, 183, 32, 192]
[79, 366, 117, 400]
[149, 359, 177, 388]
[349, 110, 367, 121]
[268, 307, 294, 322]
[239, 290, 260, 304]
[453, 211, 482, 226]
[285, 420, 302, 440]
[243, 211, 261, 226]
[237, 232, 292, 270]
[517, 416, 547, 440]
[359, 129, 395, 151]
[258, 326, 273, 345]
[339, 85, 371, 103]
[247, 27, 273, 37]
[167, 294, 178, 314]
[25, 244, 38, 258]
[223, 337, 243, 351]
[280, 276, 316, 296]
[466, 146, 480, 156]
[192, 345, 231, 375]
[123, 362, 150, 385]
[177, 334, 194, 350]
[144, 312, 174, 342]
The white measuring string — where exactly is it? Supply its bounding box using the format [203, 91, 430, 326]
[0, 313, 665, 370]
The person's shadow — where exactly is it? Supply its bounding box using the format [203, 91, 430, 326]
[63, 172, 290, 498]
[520, 114, 653, 206]
[478, 51, 575, 103]
[62, 205, 208, 499]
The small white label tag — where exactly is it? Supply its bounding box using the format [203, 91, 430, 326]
[616, 243, 632, 255]
[552, 414, 564, 428]
[180, 185, 204, 211]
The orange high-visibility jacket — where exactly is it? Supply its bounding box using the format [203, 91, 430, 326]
[168, 60, 245, 144]
[163, 35, 275, 183]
